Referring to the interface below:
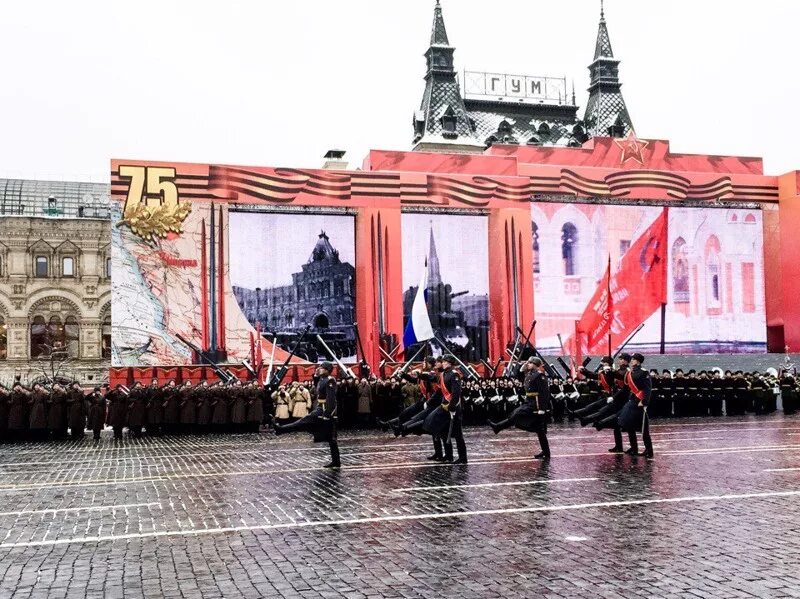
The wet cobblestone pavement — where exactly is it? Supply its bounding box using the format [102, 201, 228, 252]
[1, 415, 800, 598]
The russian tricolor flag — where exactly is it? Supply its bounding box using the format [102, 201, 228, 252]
[403, 259, 435, 348]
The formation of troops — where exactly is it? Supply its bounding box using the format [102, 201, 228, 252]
[0, 361, 796, 462]
[0, 378, 265, 442]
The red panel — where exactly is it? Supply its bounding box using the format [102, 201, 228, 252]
[364, 149, 518, 176]
[109, 367, 132, 387]
[131, 367, 156, 385]
[487, 138, 765, 175]
[156, 367, 181, 385]
[779, 172, 800, 351]
[182, 366, 205, 383]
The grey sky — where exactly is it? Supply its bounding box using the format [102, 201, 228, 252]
[228, 212, 355, 289]
[1, 1, 797, 181]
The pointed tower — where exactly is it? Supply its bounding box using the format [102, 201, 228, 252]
[427, 226, 442, 287]
[583, 1, 634, 138]
[412, 1, 483, 153]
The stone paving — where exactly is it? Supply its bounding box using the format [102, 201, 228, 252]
[1, 415, 800, 598]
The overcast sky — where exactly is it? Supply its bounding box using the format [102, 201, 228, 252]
[1, 0, 797, 182]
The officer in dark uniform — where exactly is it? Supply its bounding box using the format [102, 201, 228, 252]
[575, 354, 630, 453]
[422, 355, 467, 463]
[106, 384, 128, 439]
[88, 386, 107, 440]
[488, 356, 551, 460]
[617, 353, 654, 458]
[127, 382, 147, 437]
[384, 357, 445, 461]
[274, 362, 341, 468]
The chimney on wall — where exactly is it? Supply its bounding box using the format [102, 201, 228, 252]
[322, 149, 348, 170]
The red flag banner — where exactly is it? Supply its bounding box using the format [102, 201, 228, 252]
[576, 209, 668, 354]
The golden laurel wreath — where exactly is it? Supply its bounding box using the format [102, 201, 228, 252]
[119, 202, 192, 241]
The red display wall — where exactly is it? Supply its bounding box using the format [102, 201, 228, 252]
[110, 135, 796, 386]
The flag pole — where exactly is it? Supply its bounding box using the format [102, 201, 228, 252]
[660, 207, 669, 355]
[607, 254, 612, 359]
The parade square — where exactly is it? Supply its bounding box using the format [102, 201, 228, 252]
[1, 1, 799, 598]
[1, 416, 799, 598]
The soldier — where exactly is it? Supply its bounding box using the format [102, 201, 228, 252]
[780, 370, 797, 415]
[488, 356, 551, 460]
[272, 385, 292, 425]
[210, 382, 230, 433]
[574, 355, 629, 453]
[145, 378, 163, 436]
[274, 362, 341, 468]
[421, 355, 467, 464]
[87, 386, 107, 440]
[195, 380, 212, 434]
[127, 382, 147, 437]
[66, 382, 86, 440]
[617, 353, 654, 459]
[47, 383, 68, 439]
[245, 381, 264, 433]
[162, 380, 180, 434]
[0, 384, 9, 442]
[7, 383, 30, 441]
[106, 384, 128, 440]
[394, 357, 446, 461]
[26, 383, 48, 440]
[230, 380, 248, 432]
[178, 381, 197, 434]
[356, 377, 373, 428]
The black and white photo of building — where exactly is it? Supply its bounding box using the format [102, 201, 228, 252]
[230, 212, 357, 363]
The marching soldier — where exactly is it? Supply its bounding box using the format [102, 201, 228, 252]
[274, 362, 341, 468]
[7, 383, 29, 441]
[422, 355, 467, 464]
[617, 353, 654, 458]
[382, 357, 445, 461]
[575, 355, 629, 453]
[488, 356, 551, 460]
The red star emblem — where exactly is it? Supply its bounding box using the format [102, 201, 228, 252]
[615, 130, 649, 166]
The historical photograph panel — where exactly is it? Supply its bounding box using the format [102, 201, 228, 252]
[401, 212, 490, 361]
[531, 202, 767, 353]
[229, 211, 356, 363]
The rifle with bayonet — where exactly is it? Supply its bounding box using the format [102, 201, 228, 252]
[175, 334, 236, 384]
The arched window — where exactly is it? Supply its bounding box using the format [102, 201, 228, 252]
[561, 223, 578, 276]
[35, 256, 49, 278]
[62, 256, 75, 277]
[48, 316, 65, 354]
[532, 222, 540, 274]
[705, 236, 722, 310]
[102, 315, 111, 359]
[672, 238, 689, 303]
[65, 316, 80, 358]
[0, 315, 6, 360]
[30, 315, 48, 358]
[744, 213, 757, 224]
